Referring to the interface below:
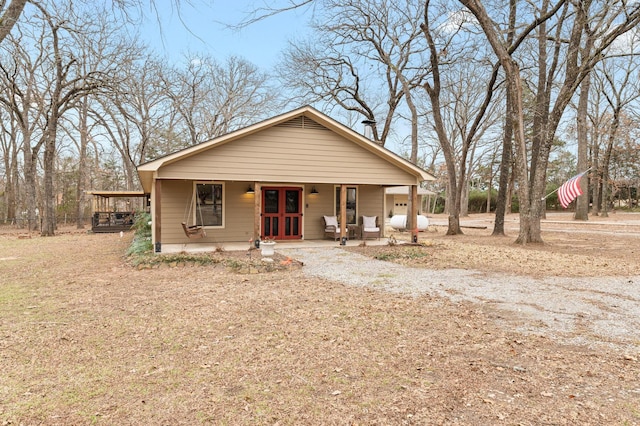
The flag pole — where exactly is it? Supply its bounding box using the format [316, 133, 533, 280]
[541, 187, 560, 201]
[541, 167, 592, 201]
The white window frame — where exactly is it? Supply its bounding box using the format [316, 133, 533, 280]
[334, 185, 358, 225]
[194, 181, 225, 228]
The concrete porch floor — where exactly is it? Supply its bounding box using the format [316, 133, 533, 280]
[161, 218, 426, 254]
[161, 236, 394, 254]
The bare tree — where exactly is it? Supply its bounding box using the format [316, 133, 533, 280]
[30, 2, 118, 236]
[460, 0, 640, 244]
[0, 23, 49, 230]
[574, 37, 594, 221]
[0, 105, 20, 222]
[278, 0, 426, 147]
[106, 54, 170, 172]
[421, 0, 505, 234]
[163, 54, 276, 146]
[0, 0, 27, 45]
[57, 12, 138, 228]
[595, 56, 640, 217]
[0, 0, 182, 46]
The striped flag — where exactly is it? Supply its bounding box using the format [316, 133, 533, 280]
[558, 171, 587, 209]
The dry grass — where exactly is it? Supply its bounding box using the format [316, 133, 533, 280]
[347, 229, 639, 278]
[1, 216, 639, 425]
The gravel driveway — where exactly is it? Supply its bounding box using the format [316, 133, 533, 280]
[280, 246, 640, 351]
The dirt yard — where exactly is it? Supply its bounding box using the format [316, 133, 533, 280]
[1, 213, 639, 425]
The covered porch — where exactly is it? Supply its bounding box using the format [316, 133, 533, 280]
[87, 190, 148, 233]
[160, 232, 396, 254]
[137, 106, 434, 253]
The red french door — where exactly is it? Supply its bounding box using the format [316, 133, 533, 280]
[261, 187, 303, 240]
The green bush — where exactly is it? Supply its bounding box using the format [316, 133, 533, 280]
[468, 190, 498, 213]
[432, 196, 445, 214]
[126, 212, 152, 256]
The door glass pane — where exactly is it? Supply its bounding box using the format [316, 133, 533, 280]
[293, 217, 299, 235]
[263, 217, 271, 236]
[264, 190, 279, 213]
[285, 217, 291, 236]
[285, 190, 300, 213]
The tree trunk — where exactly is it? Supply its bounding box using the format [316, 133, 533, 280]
[3, 127, 18, 223]
[0, 0, 27, 45]
[492, 0, 516, 236]
[486, 186, 491, 213]
[460, 180, 469, 217]
[575, 47, 593, 220]
[23, 143, 38, 230]
[75, 100, 89, 229]
[448, 214, 461, 236]
[458, 0, 534, 243]
[600, 112, 619, 217]
[403, 78, 419, 165]
[506, 68, 536, 244]
[492, 102, 512, 236]
[42, 119, 57, 236]
[421, 10, 462, 236]
[591, 131, 601, 216]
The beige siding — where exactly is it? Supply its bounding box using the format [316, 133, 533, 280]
[159, 180, 255, 245]
[302, 183, 339, 240]
[159, 181, 387, 244]
[357, 186, 385, 235]
[358, 185, 385, 219]
[158, 126, 418, 186]
[302, 184, 385, 239]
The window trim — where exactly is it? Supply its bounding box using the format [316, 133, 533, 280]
[193, 181, 225, 228]
[334, 185, 358, 225]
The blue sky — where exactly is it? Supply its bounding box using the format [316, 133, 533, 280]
[136, 2, 408, 155]
[139, 1, 312, 69]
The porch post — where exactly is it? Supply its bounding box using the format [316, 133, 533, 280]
[340, 184, 347, 245]
[154, 179, 162, 252]
[253, 182, 261, 243]
[410, 184, 418, 243]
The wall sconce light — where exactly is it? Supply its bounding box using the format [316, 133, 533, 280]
[246, 186, 255, 194]
[310, 186, 319, 195]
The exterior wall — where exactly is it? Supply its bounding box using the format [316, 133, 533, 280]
[302, 183, 385, 239]
[389, 194, 408, 216]
[302, 183, 340, 240]
[159, 180, 255, 245]
[386, 194, 431, 217]
[158, 124, 418, 186]
[158, 180, 387, 244]
[358, 185, 385, 235]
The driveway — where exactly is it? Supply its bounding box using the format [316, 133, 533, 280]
[280, 216, 640, 351]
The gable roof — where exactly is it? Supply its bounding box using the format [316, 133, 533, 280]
[137, 105, 434, 193]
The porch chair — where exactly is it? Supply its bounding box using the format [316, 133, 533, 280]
[361, 215, 381, 240]
[323, 215, 340, 241]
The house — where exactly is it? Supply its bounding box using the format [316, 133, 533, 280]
[385, 186, 436, 217]
[137, 106, 435, 253]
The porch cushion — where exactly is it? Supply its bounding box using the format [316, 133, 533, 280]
[323, 215, 339, 229]
[362, 215, 379, 232]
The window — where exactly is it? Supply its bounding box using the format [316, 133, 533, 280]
[195, 182, 223, 227]
[335, 186, 357, 225]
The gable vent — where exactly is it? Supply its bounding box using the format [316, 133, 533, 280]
[277, 116, 329, 131]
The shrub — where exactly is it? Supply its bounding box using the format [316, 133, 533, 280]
[468, 189, 498, 213]
[126, 212, 152, 256]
